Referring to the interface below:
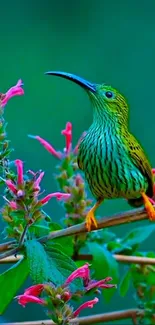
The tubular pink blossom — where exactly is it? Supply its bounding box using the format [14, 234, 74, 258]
[73, 297, 99, 317]
[34, 171, 44, 190]
[40, 192, 71, 205]
[24, 284, 44, 296]
[65, 263, 90, 286]
[28, 135, 62, 159]
[1, 79, 24, 107]
[15, 159, 24, 185]
[152, 168, 155, 175]
[86, 278, 116, 291]
[15, 294, 46, 307]
[6, 180, 17, 194]
[61, 122, 72, 153]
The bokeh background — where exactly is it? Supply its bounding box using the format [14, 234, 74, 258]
[1, 0, 155, 323]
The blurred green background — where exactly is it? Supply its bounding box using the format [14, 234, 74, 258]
[1, 0, 155, 323]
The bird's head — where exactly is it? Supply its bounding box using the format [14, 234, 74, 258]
[45, 71, 129, 125]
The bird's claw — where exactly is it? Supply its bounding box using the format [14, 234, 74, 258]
[142, 192, 155, 221]
[85, 211, 98, 232]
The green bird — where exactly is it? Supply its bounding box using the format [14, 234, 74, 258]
[45, 71, 155, 231]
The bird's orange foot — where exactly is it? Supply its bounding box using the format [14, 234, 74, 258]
[142, 192, 155, 221]
[85, 210, 98, 232]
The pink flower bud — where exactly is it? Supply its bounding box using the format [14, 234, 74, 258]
[61, 122, 72, 153]
[73, 297, 99, 317]
[40, 192, 71, 205]
[17, 190, 25, 198]
[61, 291, 71, 302]
[9, 201, 18, 210]
[6, 180, 17, 194]
[28, 135, 62, 159]
[1, 79, 24, 108]
[3, 196, 17, 210]
[15, 159, 24, 185]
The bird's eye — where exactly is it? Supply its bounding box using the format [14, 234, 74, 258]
[105, 91, 113, 98]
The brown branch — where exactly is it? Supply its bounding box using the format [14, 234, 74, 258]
[2, 309, 143, 325]
[75, 254, 155, 265]
[0, 240, 15, 252]
[1, 253, 155, 266]
[39, 206, 148, 243]
[0, 206, 150, 260]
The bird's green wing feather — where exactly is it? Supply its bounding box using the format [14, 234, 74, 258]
[126, 133, 153, 197]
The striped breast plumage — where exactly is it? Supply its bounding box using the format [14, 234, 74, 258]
[77, 127, 149, 201]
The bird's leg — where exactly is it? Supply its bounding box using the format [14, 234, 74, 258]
[85, 199, 103, 232]
[141, 192, 155, 221]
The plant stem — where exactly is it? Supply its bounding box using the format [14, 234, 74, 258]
[2, 309, 143, 325]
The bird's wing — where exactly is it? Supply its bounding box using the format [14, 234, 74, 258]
[125, 133, 153, 197]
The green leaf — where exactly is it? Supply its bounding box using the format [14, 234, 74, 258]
[88, 242, 118, 302]
[45, 243, 83, 291]
[119, 268, 131, 297]
[30, 219, 50, 237]
[0, 258, 29, 314]
[48, 222, 74, 256]
[25, 239, 50, 283]
[89, 229, 116, 244]
[26, 239, 82, 291]
[121, 225, 155, 248]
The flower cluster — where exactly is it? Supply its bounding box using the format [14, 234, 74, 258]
[29, 122, 92, 228]
[16, 263, 116, 324]
[2, 160, 71, 239]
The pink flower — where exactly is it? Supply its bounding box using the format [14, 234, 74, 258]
[29, 135, 62, 159]
[152, 168, 155, 175]
[5, 179, 17, 194]
[15, 284, 45, 307]
[64, 263, 90, 286]
[73, 297, 99, 317]
[1, 79, 24, 108]
[33, 171, 45, 191]
[15, 294, 45, 307]
[15, 159, 24, 185]
[86, 277, 117, 291]
[24, 284, 44, 296]
[61, 122, 72, 153]
[40, 192, 71, 205]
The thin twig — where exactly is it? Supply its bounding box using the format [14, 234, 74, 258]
[1, 253, 155, 266]
[2, 309, 143, 325]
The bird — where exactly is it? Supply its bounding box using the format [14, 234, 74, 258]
[45, 71, 155, 231]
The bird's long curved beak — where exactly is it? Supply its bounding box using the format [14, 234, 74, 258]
[45, 71, 96, 92]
